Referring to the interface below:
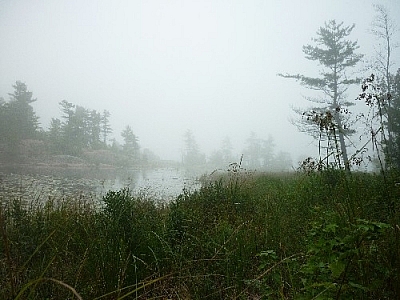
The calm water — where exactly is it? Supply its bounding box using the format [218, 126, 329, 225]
[99, 168, 202, 200]
[0, 167, 202, 206]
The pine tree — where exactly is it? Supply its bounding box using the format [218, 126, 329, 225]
[47, 118, 63, 154]
[183, 130, 204, 166]
[101, 110, 112, 145]
[7, 81, 40, 139]
[279, 20, 363, 170]
[121, 125, 140, 162]
[88, 109, 102, 149]
[0, 81, 40, 159]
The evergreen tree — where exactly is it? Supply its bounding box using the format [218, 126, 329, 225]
[60, 100, 75, 122]
[8, 81, 40, 138]
[243, 132, 262, 169]
[209, 136, 235, 169]
[182, 130, 205, 166]
[72, 105, 90, 152]
[59, 101, 89, 155]
[47, 118, 63, 154]
[279, 20, 363, 171]
[88, 109, 102, 149]
[56, 101, 114, 155]
[0, 81, 40, 159]
[101, 110, 112, 145]
[243, 133, 276, 170]
[121, 125, 140, 161]
[59, 100, 75, 154]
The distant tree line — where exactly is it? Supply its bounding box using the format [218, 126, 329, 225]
[183, 130, 293, 172]
[242, 132, 292, 171]
[0, 81, 147, 167]
[0, 81, 292, 171]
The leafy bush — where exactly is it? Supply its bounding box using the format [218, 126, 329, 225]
[299, 210, 391, 299]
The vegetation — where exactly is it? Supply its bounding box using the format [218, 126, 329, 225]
[182, 129, 206, 167]
[387, 69, 400, 168]
[365, 5, 399, 171]
[277, 12, 399, 173]
[279, 20, 363, 171]
[242, 132, 292, 171]
[0, 82, 40, 161]
[1, 7, 400, 299]
[0, 82, 292, 170]
[0, 82, 164, 168]
[1, 167, 399, 299]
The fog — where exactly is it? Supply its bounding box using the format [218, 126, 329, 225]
[1, 0, 399, 163]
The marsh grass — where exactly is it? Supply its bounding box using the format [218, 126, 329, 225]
[1, 169, 399, 299]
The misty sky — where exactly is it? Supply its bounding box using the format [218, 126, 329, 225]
[1, 0, 399, 163]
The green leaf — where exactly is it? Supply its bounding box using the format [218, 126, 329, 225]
[323, 223, 338, 233]
[329, 260, 345, 278]
[348, 281, 369, 291]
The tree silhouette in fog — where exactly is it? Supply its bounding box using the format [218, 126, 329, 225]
[121, 125, 140, 162]
[182, 130, 205, 166]
[279, 20, 363, 171]
[0, 81, 40, 160]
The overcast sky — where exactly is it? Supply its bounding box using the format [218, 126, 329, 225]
[1, 0, 399, 163]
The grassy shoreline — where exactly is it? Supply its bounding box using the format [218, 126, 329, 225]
[1, 170, 399, 299]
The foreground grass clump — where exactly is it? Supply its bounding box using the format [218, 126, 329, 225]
[1, 170, 399, 299]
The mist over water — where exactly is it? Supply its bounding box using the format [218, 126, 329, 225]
[0, 1, 399, 180]
[2, 4, 400, 298]
[0, 167, 201, 206]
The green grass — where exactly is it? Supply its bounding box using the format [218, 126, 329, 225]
[1, 170, 399, 299]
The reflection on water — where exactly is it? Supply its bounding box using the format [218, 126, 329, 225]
[99, 168, 201, 201]
[0, 167, 201, 206]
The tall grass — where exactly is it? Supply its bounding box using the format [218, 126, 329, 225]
[1, 169, 399, 299]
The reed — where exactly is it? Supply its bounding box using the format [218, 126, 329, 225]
[0, 170, 399, 299]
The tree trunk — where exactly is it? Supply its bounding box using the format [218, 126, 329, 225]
[333, 66, 350, 171]
[336, 116, 350, 171]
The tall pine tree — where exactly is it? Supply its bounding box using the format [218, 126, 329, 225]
[279, 20, 363, 170]
[0, 81, 40, 160]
